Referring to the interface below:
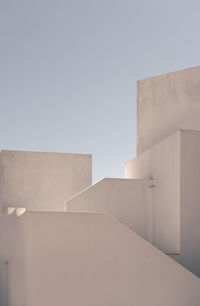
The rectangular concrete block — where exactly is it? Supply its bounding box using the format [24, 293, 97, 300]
[137, 66, 200, 154]
[125, 131, 181, 254]
[0, 150, 92, 212]
[126, 128, 200, 276]
[171, 130, 200, 276]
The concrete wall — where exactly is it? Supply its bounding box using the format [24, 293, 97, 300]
[171, 130, 200, 276]
[0, 213, 10, 306]
[0, 150, 92, 212]
[5, 211, 200, 306]
[6, 212, 27, 306]
[66, 178, 155, 241]
[137, 66, 200, 154]
[0, 208, 27, 306]
[125, 131, 181, 254]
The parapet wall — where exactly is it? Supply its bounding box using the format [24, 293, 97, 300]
[5, 210, 200, 306]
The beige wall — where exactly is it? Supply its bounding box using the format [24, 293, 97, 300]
[5, 211, 200, 306]
[0, 150, 92, 212]
[137, 66, 200, 154]
[125, 131, 181, 254]
[0, 213, 10, 306]
[171, 130, 200, 276]
[0, 210, 27, 306]
[126, 129, 200, 277]
[66, 178, 155, 241]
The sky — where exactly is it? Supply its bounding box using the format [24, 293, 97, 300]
[1, 0, 200, 182]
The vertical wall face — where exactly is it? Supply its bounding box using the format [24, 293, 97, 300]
[0, 212, 27, 306]
[0, 261, 8, 306]
[171, 131, 200, 277]
[137, 66, 200, 154]
[0, 150, 92, 212]
[125, 131, 181, 254]
[67, 178, 155, 242]
[9, 212, 200, 306]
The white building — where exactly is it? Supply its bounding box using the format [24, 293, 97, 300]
[1, 66, 200, 306]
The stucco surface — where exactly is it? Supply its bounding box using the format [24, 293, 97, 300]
[125, 131, 181, 254]
[0, 150, 92, 212]
[6, 211, 200, 306]
[66, 178, 155, 242]
[2, 66, 200, 305]
[137, 66, 200, 154]
[171, 130, 200, 276]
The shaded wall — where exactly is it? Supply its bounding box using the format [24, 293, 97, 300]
[171, 130, 200, 276]
[67, 178, 155, 241]
[6, 211, 200, 306]
[125, 131, 181, 254]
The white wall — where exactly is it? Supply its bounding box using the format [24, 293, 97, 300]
[137, 66, 200, 154]
[0, 213, 10, 306]
[125, 131, 181, 254]
[66, 178, 155, 241]
[5, 211, 200, 306]
[171, 130, 200, 276]
[0, 150, 92, 212]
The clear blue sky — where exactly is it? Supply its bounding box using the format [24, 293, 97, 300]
[1, 0, 200, 182]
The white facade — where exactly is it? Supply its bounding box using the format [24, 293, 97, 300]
[125, 130, 181, 254]
[1, 66, 200, 305]
[137, 66, 200, 154]
[66, 178, 155, 241]
[0, 150, 92, 212]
